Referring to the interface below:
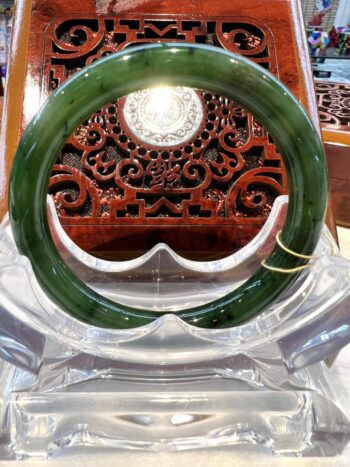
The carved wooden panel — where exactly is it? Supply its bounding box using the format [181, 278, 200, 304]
[0, 0, 328, 259]
[44, 16, 278, 90]
[43, 15, 287, 258]
[316, 81, 350, 130]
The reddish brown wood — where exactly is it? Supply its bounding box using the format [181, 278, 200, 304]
[324, 142, 350, 227]
[2, 0, 334, 260]
[43, 13, 289, 261]
[328, 177, 350, 228]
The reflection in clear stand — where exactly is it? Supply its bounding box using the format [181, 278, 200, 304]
[0, 196, 350, 458]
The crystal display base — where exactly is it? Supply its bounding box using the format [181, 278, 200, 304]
[7, 391, 349, 458]
[1, 345, 350, 460]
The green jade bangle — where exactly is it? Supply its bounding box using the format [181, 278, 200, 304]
[9, 43, 328, 329]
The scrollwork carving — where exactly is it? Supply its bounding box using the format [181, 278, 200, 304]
[316, 81, 350, 129]
[44, 15, 286, 227]
[49, 165, 100, 217]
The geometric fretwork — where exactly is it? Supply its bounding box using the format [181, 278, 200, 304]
[316, 81, 350, 129]
[44, 15, 287, 227]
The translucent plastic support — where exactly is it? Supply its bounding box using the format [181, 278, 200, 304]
[0, 196, 349, 370]
[47, 195, 289, 312]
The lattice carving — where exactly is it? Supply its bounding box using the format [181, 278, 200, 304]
[44, 15, 286, 228]
[316, 81, 350, 129]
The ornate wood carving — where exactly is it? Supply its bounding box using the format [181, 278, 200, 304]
[2, 1, 330, 258]
[316, 81, 350, 130]
[43, 15, 287, 258]
[45, 16, 278, 90]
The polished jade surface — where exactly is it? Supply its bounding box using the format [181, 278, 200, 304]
[9, 43, 328, 329]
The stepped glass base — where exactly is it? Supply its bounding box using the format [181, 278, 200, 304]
[1, 351, 350, 460]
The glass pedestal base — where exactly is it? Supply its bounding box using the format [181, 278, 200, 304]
[1, 344, 349, 460]
[7, 391, 349, 458]
[1, 198, 350, 460]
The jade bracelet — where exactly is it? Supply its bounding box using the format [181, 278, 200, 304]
[9, 43, 328, 329]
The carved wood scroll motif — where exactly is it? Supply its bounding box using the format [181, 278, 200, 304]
[316, 81, 350, 129]
[44, 16, 286, 232]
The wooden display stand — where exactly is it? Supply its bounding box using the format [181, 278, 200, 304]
[0, 0, 337, 260]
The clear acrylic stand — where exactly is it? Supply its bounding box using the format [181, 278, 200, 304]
[0, 196, 350, 460]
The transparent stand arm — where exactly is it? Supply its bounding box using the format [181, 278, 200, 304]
[0, 195, 349, 371]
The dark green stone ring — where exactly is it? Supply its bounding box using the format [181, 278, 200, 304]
[9, 43, 328, 329]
